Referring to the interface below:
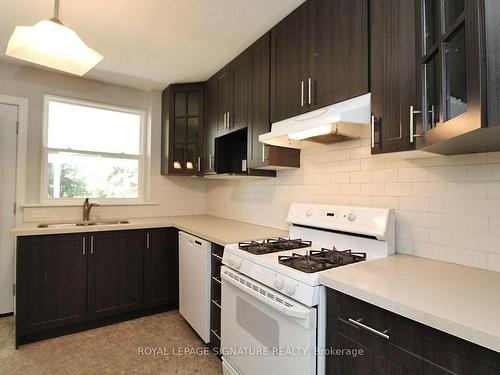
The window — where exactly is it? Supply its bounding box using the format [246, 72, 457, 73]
[42, 95, 147, 203]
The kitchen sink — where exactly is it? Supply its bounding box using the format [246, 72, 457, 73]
[37, 220, 129, 228]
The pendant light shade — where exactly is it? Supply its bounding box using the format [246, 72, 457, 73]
[5, 0, 103, 76]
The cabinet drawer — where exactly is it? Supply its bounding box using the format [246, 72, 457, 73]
[327, 289, 500, 374]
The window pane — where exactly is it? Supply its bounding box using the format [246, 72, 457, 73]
[424, 0, 441, 53]
[424, 54, 440, 129]
[47, 100, 141, 154]
[174, 118, 186, 143]
[48, 153, 139, 199]
[444, 0, 464, 30]
[187, 118, 198, 143]
[444, 27, 467, 121]
[187, 91, 199, 116]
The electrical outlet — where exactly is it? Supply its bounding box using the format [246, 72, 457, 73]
[31, 210, 47, 219]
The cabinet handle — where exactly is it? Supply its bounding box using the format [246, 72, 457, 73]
[208, 154, 212, 171]
[348, 318, 390, 340]
[227, 112, 231, 128]
[146, 232, 150, 249]
[371, 115, 375, 148]
[262, 144, 266, 162]
[409, 105, 422, 143]
[223, 112, 227, 129]
[90, 235, 94, 254]
[308, 78, 312, 105]
[82, 236, 86, 255]
[197, 157, 201, 172]
[300, 81, 305, 107]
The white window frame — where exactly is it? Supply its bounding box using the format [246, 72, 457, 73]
[41, 94, 148, 205]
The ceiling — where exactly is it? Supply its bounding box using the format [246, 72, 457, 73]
[0, 0, 304, 90]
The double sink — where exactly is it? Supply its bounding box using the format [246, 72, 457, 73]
[37, 220, 130, 228]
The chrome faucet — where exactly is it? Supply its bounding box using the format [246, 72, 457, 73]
[83, 198, 100, 221]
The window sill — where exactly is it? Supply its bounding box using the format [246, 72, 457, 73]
[21, 202, 160, 208]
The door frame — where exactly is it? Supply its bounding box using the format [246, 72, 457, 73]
[0, 95, 28, 224]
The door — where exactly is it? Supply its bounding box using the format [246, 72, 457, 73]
[216, 67, 232, 136]
[178, 232, 211, 343]
[313, 0, 369, 109]
[204, 76, 217, 174]
[0, 103, 17, 314]
[16, 234, 87, 334]
[144, 228, 178, 309]
[370, 0, 419, 154]
[270, 1, 314, 123]
[220, 267, 317, 375]
[230, 50, 250, 132]
[87, 230, 144, 319]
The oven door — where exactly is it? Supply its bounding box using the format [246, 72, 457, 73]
[221, 266, 317, 375]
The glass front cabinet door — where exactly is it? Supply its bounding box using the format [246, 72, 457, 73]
[415, 0, 483, 150]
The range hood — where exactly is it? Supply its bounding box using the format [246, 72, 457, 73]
[259, 93, 371, 149]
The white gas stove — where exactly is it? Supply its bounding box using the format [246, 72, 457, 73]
[220, 203, 395, 375]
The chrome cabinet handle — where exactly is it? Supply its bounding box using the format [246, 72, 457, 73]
[227, 112, 230, 128]
[82, 237, 86, 255]
[409, 105, 422, 143]
[348, 318, 390, 340]
[90, 235, 94, 254]
[208, 154, 212, 171]
[262, 144, 266, 162]
[146, 232, 150, 249]
[301, 81, 305, 107]
[197, 157, 201, 172]
[371, 115, 375, 148]
[223, 112, 227, 129]
[308, 78, 312, 105]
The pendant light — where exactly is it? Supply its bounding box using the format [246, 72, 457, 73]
[5, 0, 103, 76]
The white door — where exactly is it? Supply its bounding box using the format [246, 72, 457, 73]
[0, 103, 18, 314]
[221, 267, 317, 375]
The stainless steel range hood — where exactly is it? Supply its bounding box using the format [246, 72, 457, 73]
[259, 93, 371, 149]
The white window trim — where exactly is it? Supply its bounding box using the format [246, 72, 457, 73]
[40, 94, 149, 205]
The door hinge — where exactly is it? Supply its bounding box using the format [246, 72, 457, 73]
[16, 121, 19, 134]
[13, 283, 16, 296]
[13, 202, 17, 215]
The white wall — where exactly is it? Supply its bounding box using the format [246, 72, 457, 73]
[206, 136, 500, 272]
[0, 61, 206, 220]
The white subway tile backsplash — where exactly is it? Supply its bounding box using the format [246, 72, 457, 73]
[205, 138, 500, 272]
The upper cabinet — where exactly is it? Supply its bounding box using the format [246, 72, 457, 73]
[161, 83, 204, 175]
[270, 0, 369, 123]
[370, 0, 419, 154]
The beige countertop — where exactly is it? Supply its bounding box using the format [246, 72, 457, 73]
[10, 215, 288, 246]
[319, 254, 500, 353]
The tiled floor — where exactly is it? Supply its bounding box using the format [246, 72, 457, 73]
[0, 311, 222, 374]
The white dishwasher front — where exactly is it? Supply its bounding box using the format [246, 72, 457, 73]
[178, 231, 211, 343]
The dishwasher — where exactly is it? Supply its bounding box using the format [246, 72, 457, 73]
[178, 231, 211, 343]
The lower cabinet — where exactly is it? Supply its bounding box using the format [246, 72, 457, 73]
[326, 289, 500, 374]
[16, 228, 179, 346]
[87, 230, 144, 319]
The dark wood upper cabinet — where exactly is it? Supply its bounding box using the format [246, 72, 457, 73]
[270, 0, 368, 124]
[16, 234, 87, 335]
[370, 0, 419, 154]
[87, 230, 144, 319]
[270, 1, 314, 123]
[161, 83, 204, 175]
[231, 50, 251, 132]
[143, 228, 179, 309]
[312, 0, 369, 109]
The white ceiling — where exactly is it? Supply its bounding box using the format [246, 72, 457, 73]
[0, 0, 304, 90]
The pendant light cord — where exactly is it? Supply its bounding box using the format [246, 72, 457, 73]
[54, 0, 59, 19]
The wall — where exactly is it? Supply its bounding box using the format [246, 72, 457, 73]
[206, 135, 500, 272]
[0, 61, 206, 220]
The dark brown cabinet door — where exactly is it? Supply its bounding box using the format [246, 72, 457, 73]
[204, 76, 217, 174]
[248, 33, 271, 165]
[16, 234, 87, 335]
[231, 50, 250, 132]
[270, 1, 314, 123]
[161, 83, 204, 175]
[370, 0, 419, 154]
[215, 66, 232, 136]
[143, 228, 179, 309]
[87, 230, 144, 319]
[312, 0, 369, 109]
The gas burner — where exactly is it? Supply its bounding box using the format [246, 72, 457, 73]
[278, 247, 366, 273]
[238, 238, 311, 255]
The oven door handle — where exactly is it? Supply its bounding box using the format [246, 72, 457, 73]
[221, 269, 316, 330]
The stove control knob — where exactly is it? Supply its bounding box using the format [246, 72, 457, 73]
[306, 209, 313, 217]
[284, 282, 295, 295]
[274, 277, 284, 290]
[347, 212, 356, 222]
[232, 259, 242, 270]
